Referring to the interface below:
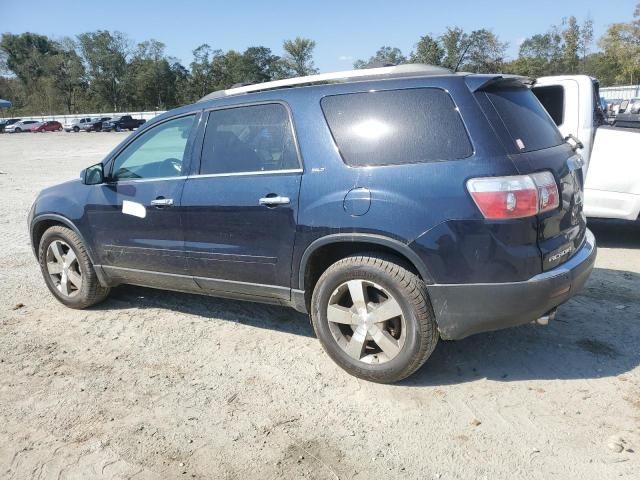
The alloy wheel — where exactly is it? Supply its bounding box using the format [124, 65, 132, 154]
[327, 280, 406, 364]
[46, 240, 82, 297]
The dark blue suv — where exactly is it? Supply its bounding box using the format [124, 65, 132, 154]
[29, 64, 596, 383]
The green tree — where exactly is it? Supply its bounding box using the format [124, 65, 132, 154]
[125, 39, 184, 110]
[47, 37, 86, 113]
[353, 46, 407, 68]
[440, 27, 468, 70]
[410, 35, 444, 65]
[580, 17, 594, 66]
[562, 16, 581, 73]
[506, 29, 564, 77]
[598, 21, 640, 84]
[77, 30, 130, 111]
[464, 29, 508, 72]
[241, 46, 282, 82]
[282, 37, 317, 76]
[438, 27, 507, 72]
[189, 44, 216, 98]
[0, 33, 58, 85]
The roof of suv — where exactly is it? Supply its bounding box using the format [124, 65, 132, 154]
[199, 64, 455, 102]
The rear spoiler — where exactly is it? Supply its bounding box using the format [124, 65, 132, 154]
[465, 74, 534, 92]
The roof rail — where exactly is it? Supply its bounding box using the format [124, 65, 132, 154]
[198, 64, 452, 102]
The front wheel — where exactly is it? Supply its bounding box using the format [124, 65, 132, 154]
[310, 254, 439, 383]
[38, 226, 110, 309]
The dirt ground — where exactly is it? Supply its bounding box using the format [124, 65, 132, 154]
[0, 131, 639, 479]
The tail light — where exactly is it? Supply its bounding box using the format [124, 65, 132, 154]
[466, 171, 559, 220]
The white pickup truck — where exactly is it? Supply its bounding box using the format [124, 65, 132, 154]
[532, 75, 640, 221]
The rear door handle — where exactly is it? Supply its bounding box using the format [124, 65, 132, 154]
[150, 198, 174, 207]
[259, 195, 290, 206]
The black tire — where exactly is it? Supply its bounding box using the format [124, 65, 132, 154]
[15, 127, 21, 133]
[73, 126, 79, 132]
[310, 254, 439, 383]
[38, 226, 110, 309]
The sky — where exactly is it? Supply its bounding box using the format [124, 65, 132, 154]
[1, 0, 637, 72]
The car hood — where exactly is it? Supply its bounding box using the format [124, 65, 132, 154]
[39, 178, 83, 197]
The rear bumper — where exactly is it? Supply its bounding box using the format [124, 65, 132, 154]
[427, 229, 597, 340]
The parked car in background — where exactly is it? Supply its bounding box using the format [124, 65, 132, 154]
[599, 96, 608, 115]
[5, 120, 41, 133]
[81, 117, 112, 132]
[64, 118, 92, 132]
[627, 98, 640, 114]
[101, 115, 146, 132]
[608, 99, 624, 116]
[613, 111, 640, 129]
[29, 64, 596, 383]
[32, 121, 63, 132]
[0, 118, 21, 133]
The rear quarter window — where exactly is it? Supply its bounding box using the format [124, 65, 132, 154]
[320, 88, 473, 167]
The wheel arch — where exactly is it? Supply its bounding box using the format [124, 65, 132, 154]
[31, 214, 110, 287]
[31, 214, 96, 264]
[298, 233, 433, 298]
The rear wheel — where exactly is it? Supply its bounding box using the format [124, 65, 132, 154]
[38, 226, 110, 308]
[310, 254, 439, 383]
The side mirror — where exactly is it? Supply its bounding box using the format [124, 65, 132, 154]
[83, 163, 105, 185]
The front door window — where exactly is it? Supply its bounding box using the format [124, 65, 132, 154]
[111, 115, 195, 181]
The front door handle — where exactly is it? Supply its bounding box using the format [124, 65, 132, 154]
[259, 195, 290, 206]
[150, 197, 174, 207]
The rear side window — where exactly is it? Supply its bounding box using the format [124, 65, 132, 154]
[201, 103, 300, 175]
[321, 88, 473, 167]
[480, 86, 563, 153]
[532, 85, 565, 126]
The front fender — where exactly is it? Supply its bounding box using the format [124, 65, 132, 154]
[29, 180, 93, 259]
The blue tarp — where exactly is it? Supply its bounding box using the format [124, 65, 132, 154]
[0, 99, 11, 108]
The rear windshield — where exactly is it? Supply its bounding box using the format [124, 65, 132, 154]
[478, 86, 563, 153]
[321, 88, 473, 167]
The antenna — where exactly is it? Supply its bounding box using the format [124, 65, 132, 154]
[454, 38, 476, 73]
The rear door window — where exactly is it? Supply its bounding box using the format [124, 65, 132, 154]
[479, 86, 563, 153]
[320, 88, 473, 167]
[200, 103, 300, 175]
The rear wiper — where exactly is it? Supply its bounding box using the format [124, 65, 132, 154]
[564, 134, 584, 151]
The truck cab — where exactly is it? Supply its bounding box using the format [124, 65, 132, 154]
[533, 75, 640, 221]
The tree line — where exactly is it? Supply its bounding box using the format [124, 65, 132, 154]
[1, 2, 639, 116]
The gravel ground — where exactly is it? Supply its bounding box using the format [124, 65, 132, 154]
[0, 131, 639, 479]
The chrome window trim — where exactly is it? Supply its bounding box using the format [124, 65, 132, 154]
[108, 175, 189, 185]
[188, 168, 302, 180]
